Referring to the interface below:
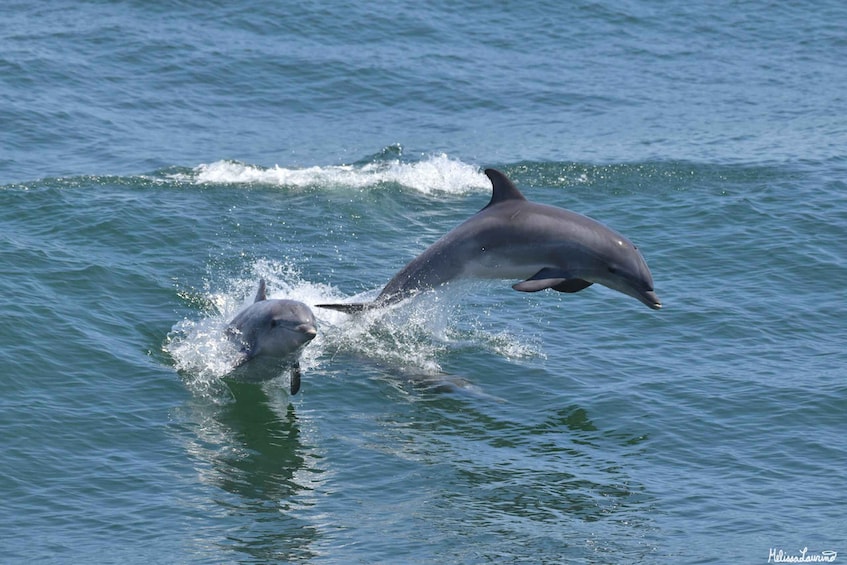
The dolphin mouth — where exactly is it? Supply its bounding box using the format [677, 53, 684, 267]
[282, 323, 318, 340]
[297, 324, 318, 339]
[641, 290, 662, 310]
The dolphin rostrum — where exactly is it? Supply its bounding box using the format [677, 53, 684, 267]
[317, 168, 661, 313]
[226, 279, 318, 394]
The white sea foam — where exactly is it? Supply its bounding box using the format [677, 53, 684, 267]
[170, 152, 490, 196]
[165, 258, 537, 399]
[164, 259, 343, 397]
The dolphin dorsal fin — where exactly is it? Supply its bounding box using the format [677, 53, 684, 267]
[254, 279, 268, 302]
[483, 169, 527, 209]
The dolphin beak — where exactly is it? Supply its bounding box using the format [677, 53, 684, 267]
[641, 290, 662, 310]
[297, 324, 318, 340]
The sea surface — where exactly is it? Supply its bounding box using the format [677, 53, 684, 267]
[2, 2, 846, 563]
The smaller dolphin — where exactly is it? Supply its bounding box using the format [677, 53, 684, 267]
[317, 168, 660, 313]
[225, 279, 317, 395]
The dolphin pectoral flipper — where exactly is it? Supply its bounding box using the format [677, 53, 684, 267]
[512, 268, 593, 293]
[290, 362, 302, 395]
[552, 279, 593, 293]
[512, 278, 568, 292]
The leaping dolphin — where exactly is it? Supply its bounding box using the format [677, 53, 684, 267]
[226, 279, 318, 395]
[317, 168, 660, 313]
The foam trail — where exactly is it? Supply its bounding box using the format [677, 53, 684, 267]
[164, 260, 342, 398]
[165, 259, 541, 400]
[165, 259, 448, 394]
[169, 152, 490, 196]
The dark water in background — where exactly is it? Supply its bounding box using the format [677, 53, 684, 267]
[2, 2, 846, 563]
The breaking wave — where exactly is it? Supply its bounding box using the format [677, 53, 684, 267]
[167, 148, 490, 196]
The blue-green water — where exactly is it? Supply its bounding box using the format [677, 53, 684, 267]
[2, 2, 846, 563]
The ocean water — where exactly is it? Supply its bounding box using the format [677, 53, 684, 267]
[2, 2, 846, 563]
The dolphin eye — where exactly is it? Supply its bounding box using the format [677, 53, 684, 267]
[608, 266, 618, 274]
[270, 320, 279, 328]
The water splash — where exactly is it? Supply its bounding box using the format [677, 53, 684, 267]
[164, 260, 341, 399]
[165, 259, 540, 399]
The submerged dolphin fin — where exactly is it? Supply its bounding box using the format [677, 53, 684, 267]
[483, 168, 527, 209]
[512, 268, 593, 293]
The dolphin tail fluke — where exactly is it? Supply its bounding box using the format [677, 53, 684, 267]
[315, 302, 374, 314]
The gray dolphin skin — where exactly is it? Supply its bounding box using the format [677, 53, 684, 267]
[317, 168, 660, 313]
[225, 279, 318, 395]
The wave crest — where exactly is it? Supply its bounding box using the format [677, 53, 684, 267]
[170, 150, 490, 196]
